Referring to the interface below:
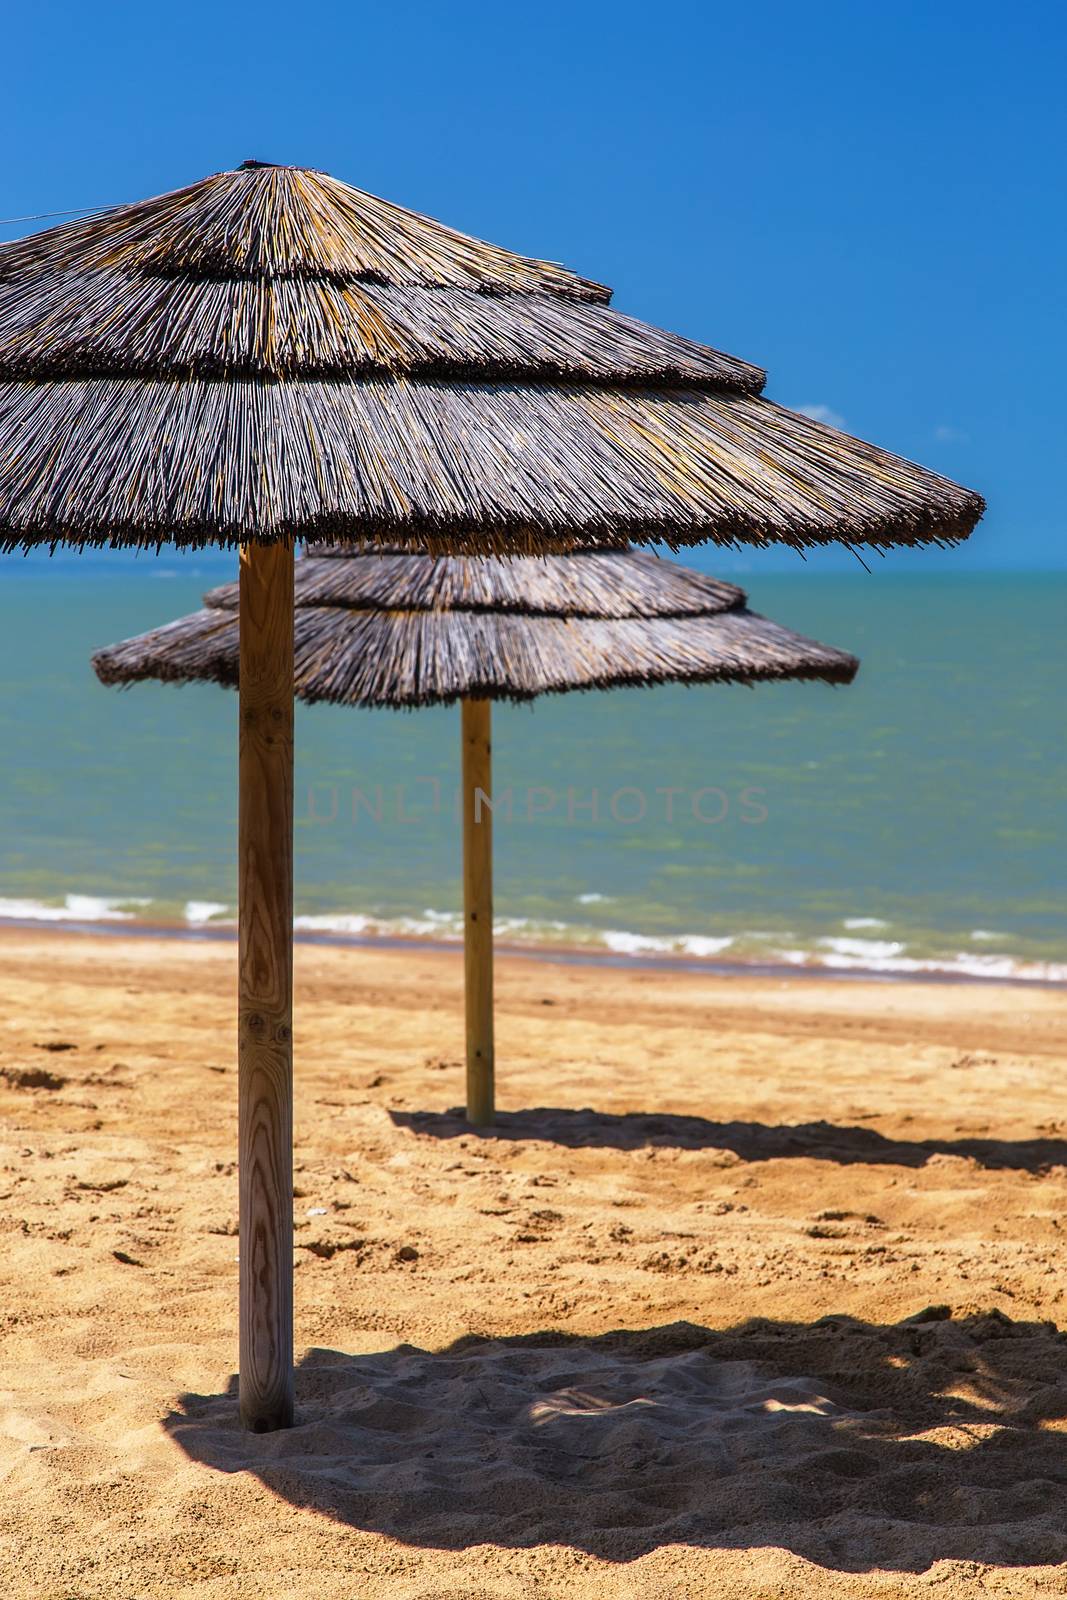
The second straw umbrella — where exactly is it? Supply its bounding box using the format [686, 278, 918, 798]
[93, 544, 859, 1125]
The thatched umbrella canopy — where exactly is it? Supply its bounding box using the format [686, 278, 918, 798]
[1, 160, 980, 1432]
[93, 544, 858, 1125]
[93, 545, 859, 704]
[0, 163, 982, 555]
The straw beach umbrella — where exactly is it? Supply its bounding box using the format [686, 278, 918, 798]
[93, 544, 859, 1125]
[0, 161, 981, 1430]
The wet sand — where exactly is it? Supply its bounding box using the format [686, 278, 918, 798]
[2, 927, 1066, 1598]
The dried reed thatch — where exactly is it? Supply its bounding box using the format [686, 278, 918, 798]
[92, 547, 859, 707]
[1, 162, 981, 554]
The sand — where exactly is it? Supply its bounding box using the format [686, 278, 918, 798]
[2, 927, 1067, 1598]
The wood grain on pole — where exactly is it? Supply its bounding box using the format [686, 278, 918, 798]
[238, 539, 295, 1431]
[461, 697, 494, 1125]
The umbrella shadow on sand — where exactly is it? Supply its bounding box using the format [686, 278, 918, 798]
[389, 1107, 1067, 1174]
[165, 1312, 1067, 1571]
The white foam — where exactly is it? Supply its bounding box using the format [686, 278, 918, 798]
[0, 895, 1061, 985]
[183, 900, 230, 925]
[495, 916, 568, 938]
[818, 937, 907, 961]
[599, 929, 734, 959]
[601, 929, 675, 956]
[576, 892, 611, 905]
[776, 942, 1067, 984]
[677, 935, 735, 958]
[293, 912, 376, 936]
[0, 893, 149, 923]
[294, 908, 467, 941]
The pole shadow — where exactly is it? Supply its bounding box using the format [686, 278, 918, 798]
[165, 1311, 1067, 1571]
[389, 1106, 1067, 1174]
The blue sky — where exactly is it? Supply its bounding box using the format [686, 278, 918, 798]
[2, 0, 1063, 570]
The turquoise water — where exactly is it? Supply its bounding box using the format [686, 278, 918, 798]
[0, 555, 1063, 980]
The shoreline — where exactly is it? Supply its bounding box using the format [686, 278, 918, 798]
[0, 910, 1062, 991]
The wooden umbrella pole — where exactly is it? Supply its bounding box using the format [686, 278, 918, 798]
[461, 697, 494, 1125]
[238, 539, 295, 1431]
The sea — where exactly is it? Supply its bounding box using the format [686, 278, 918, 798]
[0, 550, 1063, 984]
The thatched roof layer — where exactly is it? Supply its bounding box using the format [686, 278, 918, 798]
[93, 606, 857, 706]
[92, 548, 859, 707]
[205, 548, 744, 618]
[1, 163, 983, 552]
[0, 274, 766, 389]
[0, 380, 980, 553]
[0, 166, 613, 296]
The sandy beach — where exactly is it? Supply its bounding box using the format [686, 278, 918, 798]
[2, 926, 1067, 1597]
